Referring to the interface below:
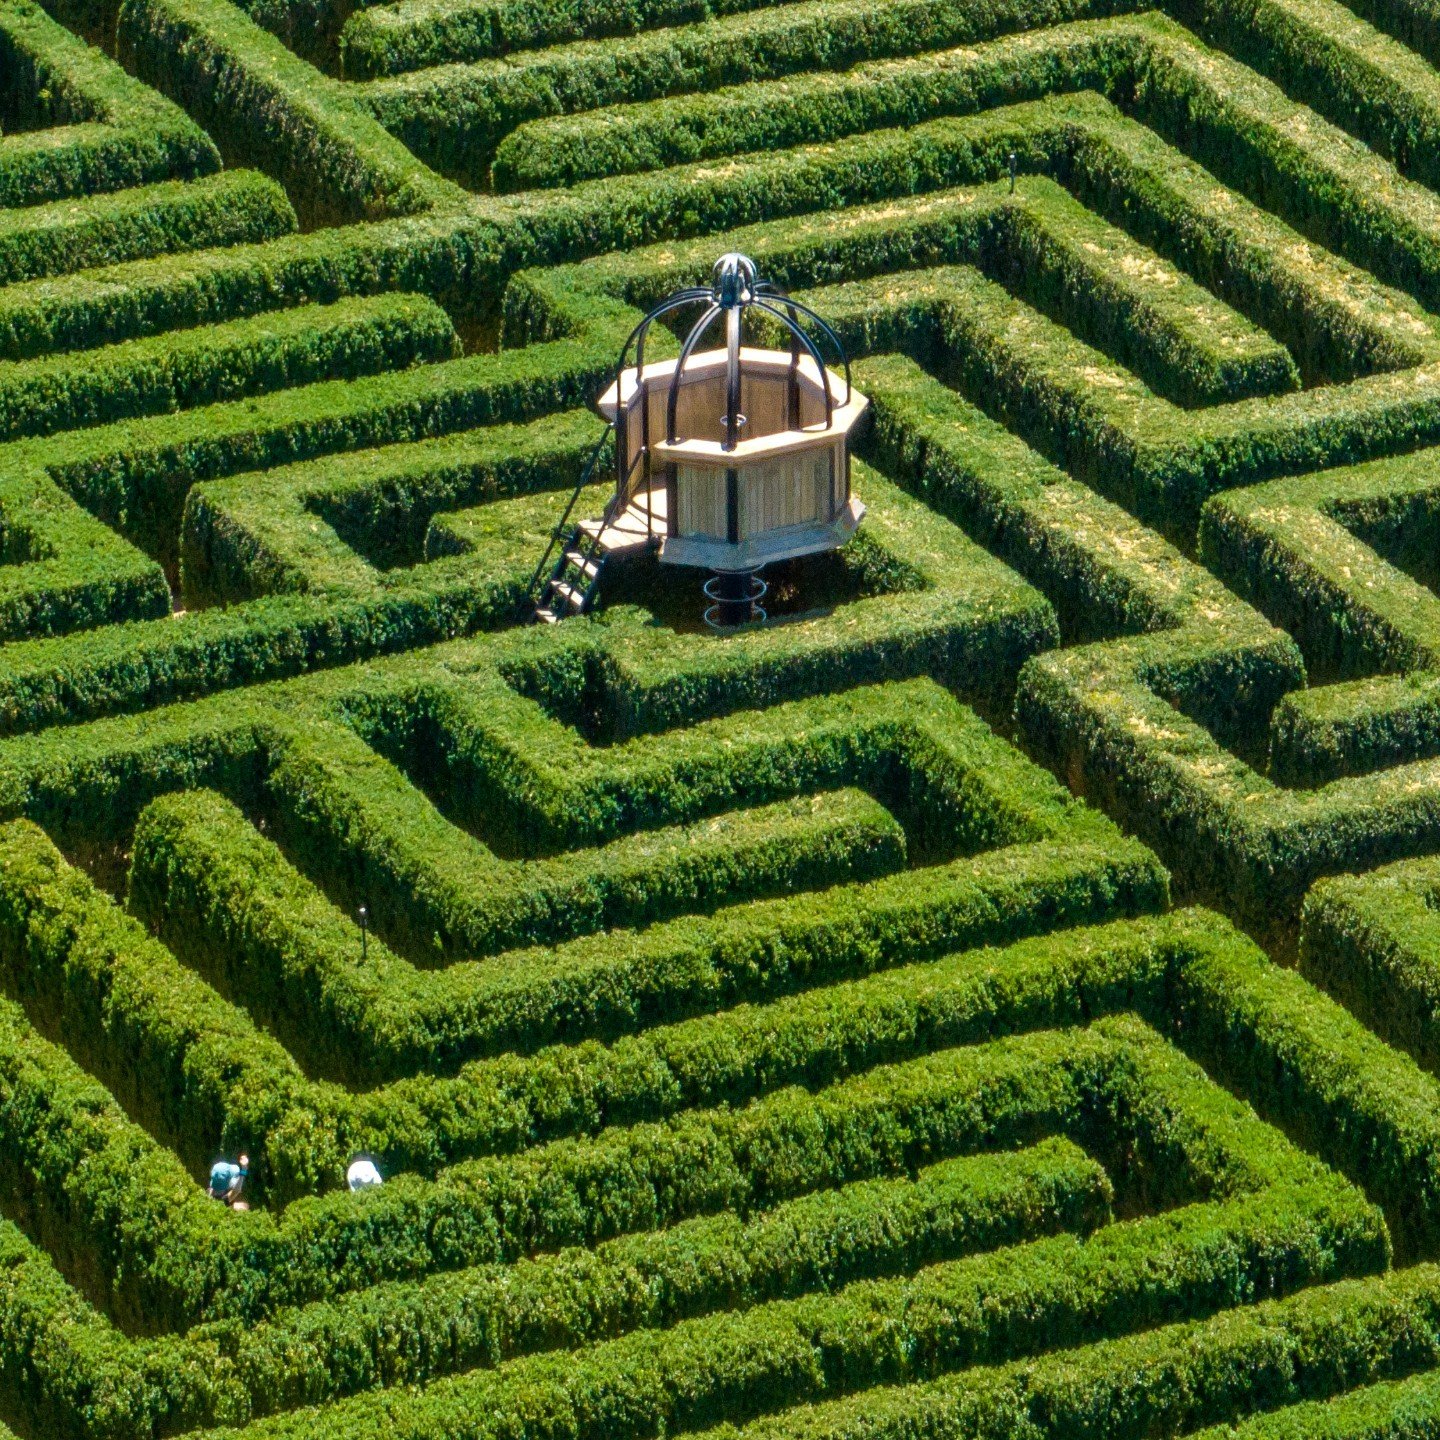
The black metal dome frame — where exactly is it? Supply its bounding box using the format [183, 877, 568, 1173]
[615, 252, 854, 453]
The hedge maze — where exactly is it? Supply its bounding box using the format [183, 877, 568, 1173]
[17, 0, 1440, 1432]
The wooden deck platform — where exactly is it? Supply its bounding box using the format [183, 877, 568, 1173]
[578, 488, 666, 556]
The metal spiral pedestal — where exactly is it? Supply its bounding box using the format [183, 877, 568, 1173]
[702, 568, 768, 630]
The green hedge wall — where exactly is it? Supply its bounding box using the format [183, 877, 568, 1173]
[342, 0, 805, 76]
[0, 169, 294, 288]
[0, 863, 1375, 1317]
[0, 1142, 1109, 1438]
[719, 1265, 1440, 1440]
[1300, 855, 1440, 1077]
[137, 774, 909, 1003]
[0, 292, 458, 443]
[123, 775, 1160, 1074]
[119, 674, 1161, 1077]
[211, 1185, 1376, 1440]
[0, 0, 219, 207]
[486, 22, 1126, 192]
[0, 210, 489, 363]
[347, 0, 1128, 133]
[117, 0, 462, 224]
[179, 407, 603, 603]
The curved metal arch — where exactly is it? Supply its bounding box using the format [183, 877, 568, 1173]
[780, 296, 803, 430]
[608, 256, 857, 457]
[751, 298, 837, 430]
[762, 291, 821, 429]
[750, 287, 853, 405]
[615, 288, 713, 384]
[752, 283, 851, 380]
[635, 290, 713, 373]
[665, 301, 724, 444]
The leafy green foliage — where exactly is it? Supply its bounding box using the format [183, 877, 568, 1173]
[11, 0, 1440, 1436]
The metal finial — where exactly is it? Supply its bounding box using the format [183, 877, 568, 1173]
[712, 252, 757, 308]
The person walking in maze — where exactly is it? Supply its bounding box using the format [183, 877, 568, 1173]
[348, 1156, 383, 1191]
[208, 1153, 249, 1209]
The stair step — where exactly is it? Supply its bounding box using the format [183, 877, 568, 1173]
[535, 607, 559, 624]
[564, 551, 602, 580]
[552, 580, 587, 610]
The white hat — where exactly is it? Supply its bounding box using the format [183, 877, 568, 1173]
[347, 1157, 383, 1191]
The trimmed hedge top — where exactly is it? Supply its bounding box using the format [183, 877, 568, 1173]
[11, 0, 1440, 1434]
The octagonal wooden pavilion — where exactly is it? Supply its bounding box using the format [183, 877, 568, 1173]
[534, 253, 868, 627]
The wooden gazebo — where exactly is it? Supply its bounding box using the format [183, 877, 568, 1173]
[534, 253, 867, 627]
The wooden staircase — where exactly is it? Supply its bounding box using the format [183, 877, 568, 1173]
[528, 434, 662, 623]
[533, 530, 606, 624]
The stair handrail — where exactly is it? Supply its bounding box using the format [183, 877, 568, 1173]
[612, 440, 649, 517]
[526, 427, 612, 606]
[572, 441, 648, 571]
